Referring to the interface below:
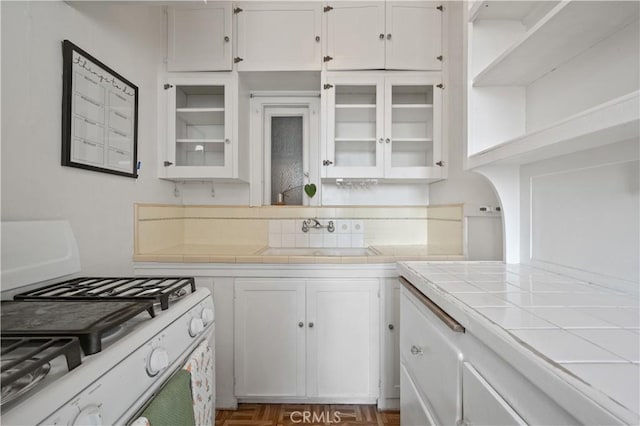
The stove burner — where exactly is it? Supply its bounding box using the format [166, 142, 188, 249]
[1, 358, 50, 406]
[14, 277, 196, 310]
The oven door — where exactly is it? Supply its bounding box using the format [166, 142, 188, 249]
[128, 326, 215, 426]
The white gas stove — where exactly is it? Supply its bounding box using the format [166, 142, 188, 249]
[1, 221, 215, 425]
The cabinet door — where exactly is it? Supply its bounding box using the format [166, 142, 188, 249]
[383, 279, 401, 400]
[236, 3, 322, 71]
[324, 75, 385, 178]
[167, 4, 232, 71]
[385, 2, 442, 70]
[325, 2, 385, 70]
[165, 77, 235, 179]
[462, 362, 528, 426]
[384, 75, 443, 179]
[306, 280, 379, 398]
[234, 279, 306, 397]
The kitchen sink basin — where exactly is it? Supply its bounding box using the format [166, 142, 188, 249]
[259, 247, 377, 256]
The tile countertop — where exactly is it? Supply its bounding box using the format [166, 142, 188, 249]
[397, 261, 640, 425]
[133, 244, 464, 264]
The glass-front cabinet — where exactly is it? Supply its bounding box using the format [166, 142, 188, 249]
[384, 75, 442, 179]
[323, 72, 443, 180]
[164, 75, 235, 179]
[325, 75, 385, 178]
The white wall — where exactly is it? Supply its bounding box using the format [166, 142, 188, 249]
[429, 1, 503, 260]
[1, 1, 174, 275]
[520, 139, 640, 292]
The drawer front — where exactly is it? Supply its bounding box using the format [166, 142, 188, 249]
[462, 362, 527, 426]
[400, 287, 463, 426]
[400, 363, 436, 426]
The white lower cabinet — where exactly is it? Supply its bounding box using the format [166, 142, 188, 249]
[234, 278, 379, 402]
[381, 278, 400, 408]
[400, 284, 463, 426]
[461, 362, 527, 426]
[234, 279, 306, 397]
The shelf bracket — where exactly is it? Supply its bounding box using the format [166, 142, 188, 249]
[323, 6, 333, 12]
[323, 84, 334, 90]
[233, 7, 243, 14]
[163, 84, 173, 90]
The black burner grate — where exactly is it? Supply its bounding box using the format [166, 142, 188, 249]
[14, 276, 196, 310]
[1, 337, 82, 389]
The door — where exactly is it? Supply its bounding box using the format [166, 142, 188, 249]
[306, 280, 379, 399]
[234, 279, 306, 397]
[385, 2, 442, 70]
[324, 74, 385, 178]
[236, 2, 322, 71]
[167, 4, 232, 71]
[165, 77, 235, 179]
[325, 2, 385, 70]
[383, 279, 401, 400]
[462, 362, 528, 425]
[384, 75, 443, 179]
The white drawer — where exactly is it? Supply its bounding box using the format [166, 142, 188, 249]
[462, 362, 528, 426]
[400, 363, 436, 426]
[400, 281, 464, 426]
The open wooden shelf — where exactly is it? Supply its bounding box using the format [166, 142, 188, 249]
[467, 91, 639, 168]
[472, 1, 640, 87]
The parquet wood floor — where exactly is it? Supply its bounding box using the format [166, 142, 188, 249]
[215, 404, 400, 426]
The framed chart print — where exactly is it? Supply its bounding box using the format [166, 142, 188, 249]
[61, 40, 139, 178]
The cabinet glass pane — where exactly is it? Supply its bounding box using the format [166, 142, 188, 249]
[334, 85, 377, 167]
[391, 85, 433, 168]
[271, 116, 303, 205]
[175, 85, 226, 167]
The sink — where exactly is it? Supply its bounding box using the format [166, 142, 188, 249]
[260, 247, 377, 256]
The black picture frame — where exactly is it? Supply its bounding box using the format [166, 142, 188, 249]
[61, 40, 139, 178]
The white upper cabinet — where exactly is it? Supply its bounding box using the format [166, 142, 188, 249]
[323, 72, 444, 181]
[324, 1, 443, 71]
[163, 75, 237, 180]
[325, 2, 386, 70]
[385, 2, 442, 71]
[167, 4, 232, 71]
[235, 2, 322, 71]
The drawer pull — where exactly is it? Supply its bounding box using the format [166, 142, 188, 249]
[400, 276, 465, 333]
[410, 345, 423, 356]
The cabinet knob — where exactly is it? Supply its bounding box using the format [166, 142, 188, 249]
[308, 322, 314, 328]
[388, 324, 394, 330]
[225, 138, 230, 144]
[379, 138, 384, 144]
[163, 161, 173, 167]
[298, 321, 304, 328]
[315, 36, 320, 42]
[224, 36, 230, 42]
[386, 33, 392, 40]
[385, 138, 391, 144]
[379, 33, 385, 40]
[410, 345, 423, 356]
[322, 160, 333, 166]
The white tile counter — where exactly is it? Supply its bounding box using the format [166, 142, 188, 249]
[397, 261, 640, 425]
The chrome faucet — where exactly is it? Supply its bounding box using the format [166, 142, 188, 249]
[302, 218, 335, 233]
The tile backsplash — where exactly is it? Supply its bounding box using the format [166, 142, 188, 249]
[268, 219, 365, 248]
[135, 204, 463, 255]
